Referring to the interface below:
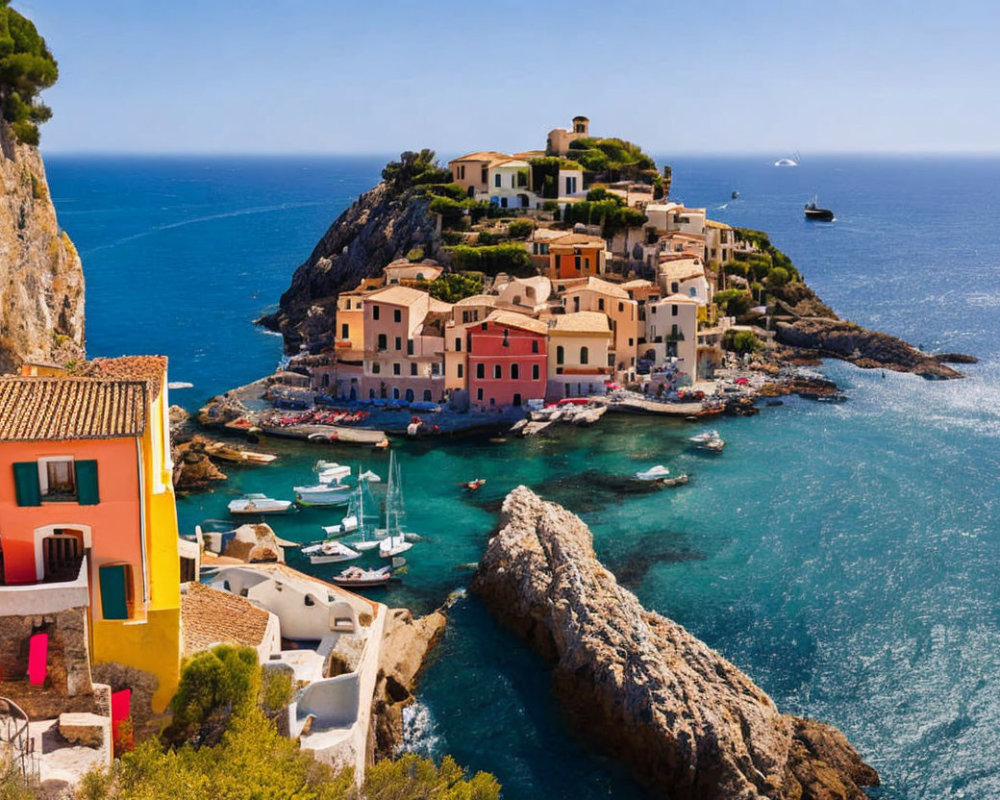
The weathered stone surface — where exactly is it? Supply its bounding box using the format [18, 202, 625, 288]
[90, 663, 159, 740]
[57, 712, 107, 748]
[370, 607, 447, 759]
[172, 435, 227, 492]
[0, 121, 85, 373]
[473, 487, 879, 800]
[222, 523, 285, 563]
[258, 182, 445, 353]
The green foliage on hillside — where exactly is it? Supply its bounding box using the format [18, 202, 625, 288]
[714, 288, 752, 317]
[726, 329, 762, 354]
[568, 136, 657, 182]
[446, 243, 534, 277]
[0, 1, 58, 144]
[561, 198, 646, 236]
[382, 150, 452, 194]
[734, 227, 801, 282]
[413, 272, 484, 303]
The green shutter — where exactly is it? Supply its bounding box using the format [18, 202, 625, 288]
[76, 460, 100, 505]
[99, 565, 129, 620]
[13, 462, 41, 506]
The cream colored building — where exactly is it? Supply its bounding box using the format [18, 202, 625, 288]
[559, 277, 640, 376]
[645, 294, 699, 379]
[546, 311, 612, 399]
[705, 219, 735, 268]
[448, 151, 509, 196]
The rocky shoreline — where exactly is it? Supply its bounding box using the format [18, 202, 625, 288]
[473, 487, 879, 800]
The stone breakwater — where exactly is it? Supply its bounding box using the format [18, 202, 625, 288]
[472, 486, 879, 800]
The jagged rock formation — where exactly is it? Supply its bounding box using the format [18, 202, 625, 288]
[0, 122, 84, 372]
[172, 436, 227, 492]
[258, 182, 445, 353]
[770, 283, 963, 379]
[370, 606, 447, 759]
[473, 487, 879, 800]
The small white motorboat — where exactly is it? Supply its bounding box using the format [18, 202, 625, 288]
[636, 465, 672, 482]
[378, 533, 413, 559]
[228, 493, 293, 515]
[688, 430, 725, 452]
[317, 465, 351, 484]
[321, 514, 359, 537]
[358, 469, 381, 483]
[294, 483, 353, 506]
[331, 565, 393, 588]
[300, 539, 361, 565]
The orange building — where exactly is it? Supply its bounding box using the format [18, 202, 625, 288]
[0, 357, 182, 713]
[547, 234, 609, 280]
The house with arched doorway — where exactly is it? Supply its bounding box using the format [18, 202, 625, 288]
[546, 312, 613, 399]
[0, 357, 182, 720]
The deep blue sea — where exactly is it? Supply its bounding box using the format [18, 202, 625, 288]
[45, 153, 1000, 799]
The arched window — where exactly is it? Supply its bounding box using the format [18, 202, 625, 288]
[556, 346, 564, 365]
[423, 390, 432, 401]
[689, 287, 697, 297]
[511, 364, 520, 380]
[493, 364, 502, 379]
[580, 346, 589, 365]
[405, 388, 414, 402]
[476, 363, 485, 379]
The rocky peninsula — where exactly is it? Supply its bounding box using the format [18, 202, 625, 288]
[473, 487, 879, 800]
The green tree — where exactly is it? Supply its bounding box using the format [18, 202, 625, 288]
[414, 272, 484, 303]
[714, 288, 752, 317]
[767, 266, 790, 288]
[382, 150, 451, 194]
[726, 329, 762, 354]
[0, 1, 59, 145]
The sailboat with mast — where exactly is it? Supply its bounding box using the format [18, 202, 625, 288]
[375, 451, 414, 559]
[343, 469, 381, 552]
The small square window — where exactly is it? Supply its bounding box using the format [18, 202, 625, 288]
[39, 458, 76, 501]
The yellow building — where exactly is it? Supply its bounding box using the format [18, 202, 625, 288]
[546, 312, 612, 399]
[0, 356, 182, 714]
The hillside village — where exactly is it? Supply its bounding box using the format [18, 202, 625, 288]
[286, 117, 783, 412]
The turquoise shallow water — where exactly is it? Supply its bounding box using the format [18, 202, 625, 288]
[46, 154, 1000, 798]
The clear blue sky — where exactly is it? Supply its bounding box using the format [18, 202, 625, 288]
[24, 0, 1000, 155]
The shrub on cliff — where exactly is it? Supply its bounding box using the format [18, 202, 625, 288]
[0, 1, 59, 145]
[507, 219, 534, 239]
[382, 150, 452, 195]
[562, 199, 645, 236]
[714, 288, 752, 317]
[726, 329, 762, 354]
[446, 243, 534, 277]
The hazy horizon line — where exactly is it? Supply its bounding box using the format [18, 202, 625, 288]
[40, 148, 1000, 160]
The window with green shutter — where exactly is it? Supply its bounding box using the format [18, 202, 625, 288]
[13, 462, 41, 506]
[99, 563, 132, 620]
[76, 461, 100, 505]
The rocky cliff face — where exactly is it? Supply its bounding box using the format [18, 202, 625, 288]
[0, 122, 84, 372]
[473, 487, 879, 800]
[258, 182, 445, 353]
[770, 283, 963, 379]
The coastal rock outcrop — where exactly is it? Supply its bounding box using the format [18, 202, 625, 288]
[0, 121, 85, 373]
[258, 182, 445, 353]
[370, 606, 447, 759]
[473, 487, 879, 800]
[770, 283, 964, 379]
[172, 436, 227, 492]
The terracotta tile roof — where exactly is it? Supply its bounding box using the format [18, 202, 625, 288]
[549, 233, 608, 248]
[0, 377, 147, 441]
[705, 219, 732, 230]
[561, 277, 629, 300]
[367, 285, 428, 307]
[620, 279, 655, 289]
[549, 311, 611, 334]
[82, 356, 168, 400]
[483, 310, 549, 336]
[450, 151, 510, 164]
[181, 582, 273, 656]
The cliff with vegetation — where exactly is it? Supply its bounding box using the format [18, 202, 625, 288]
[258, 151, 450, 353]
[473, 487, 880, 800]
[0, 4, 85, 373]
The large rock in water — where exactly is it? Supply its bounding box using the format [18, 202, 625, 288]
[0, 122, 85, 372]
[473, 487, 879, 800]
[258, 182, 445, 353]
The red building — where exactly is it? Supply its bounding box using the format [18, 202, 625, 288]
[467, 311, 548, 410]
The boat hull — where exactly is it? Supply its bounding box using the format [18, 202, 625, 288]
[804, 208, 835, 222]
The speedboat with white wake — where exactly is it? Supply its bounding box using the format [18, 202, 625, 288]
[688, 429, 725, 452]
